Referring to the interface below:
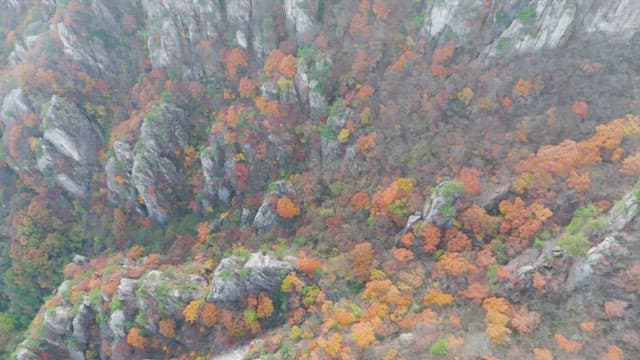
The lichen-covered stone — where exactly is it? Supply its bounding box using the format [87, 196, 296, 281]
[208, 253, 294, 303]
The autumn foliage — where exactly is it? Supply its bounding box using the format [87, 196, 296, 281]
[351, 321, 375, 349]
[349, 191, 370, 211]
[498, 197, 552, 255]
[201, 303, 217, 327]
[351, 242, 374, 281]
[516, 115, 640, 184]
[460, 205, 500, 240]
[483, 297, 512, 344]
[604, 299, 628, 318]
[422, 223, 442, 253]
[444, 227, 471, 252]
[223, 47, 248, 80]
[458, 282, 491, 303]
[434, 253, 476, 277]
[158, 318, 176, 338]
[277, 55, 297, 79]
[423, 289, 454, 307]
[555, 333, 582, 353]
[510, 305, 541, 334]
[604, 345, 624, 360]
[457, 167, 482, 195]
[572, 100, 589, 118]
[295, 255, 322, 276]
[276, 197, 301, 219]
[183, 299, 203, 324]
[371, 178, 414, 225]
[127, 327, 146, 349]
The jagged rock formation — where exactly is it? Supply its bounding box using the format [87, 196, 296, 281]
[3, 0, 639, 222]
[38, 95, 102, 198]
[15, 252, 302, 359]
[130, 103, 189, 222]
[208, 252, 294, 303]
[253, 180, 297, 234]
[498, 187, 640, 298]
[2, 0, 640, 359]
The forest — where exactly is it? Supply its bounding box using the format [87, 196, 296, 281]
[0, 0, 639, 359]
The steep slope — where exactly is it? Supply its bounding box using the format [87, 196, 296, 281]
[0, 0, 640, 359]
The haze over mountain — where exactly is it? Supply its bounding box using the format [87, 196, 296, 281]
[1, 1, 640, 359]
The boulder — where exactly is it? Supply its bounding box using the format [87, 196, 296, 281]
[116, 278, 138, 302]
[41, 306, 72, 347]
[208, 252, 294, 303]
[137, 270, 208, 317]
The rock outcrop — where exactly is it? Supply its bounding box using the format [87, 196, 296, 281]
[17, 252, 300, 359]
[5, 0, 640, 359]
[38, 96, 102, 198]
[208, 252, 294, 303]
[420, 0, 640, 61]
[253, 180, 298, 234]
[497, 187, 640, 299]
[137, 270, 208, 318]
[129, 103, 189, 222]
[422, 180, 465, 227]
[0, 88, 32, 129]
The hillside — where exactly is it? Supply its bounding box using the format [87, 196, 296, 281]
[0, 0, 640, 359]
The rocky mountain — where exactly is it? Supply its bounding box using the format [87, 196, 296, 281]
[1, 0, 640, 359]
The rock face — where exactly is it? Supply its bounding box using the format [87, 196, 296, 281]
[105, 140, 137, 207]
[70, 298, 94, 355]
[129, 103, 189, 222]
[0, 88, 39, 171]
[6, 0, 640, 358]
[199, 139, 238, 209]
[480, 0, 577, 59]
[142, 0, 286, 73]
[108, 309, 126, 338]
[566, 235, 631, 291]
[17, 252, 297, 359]
[497, 186, 640, 299]
[0, 88, 32, 129]
[57, 22, 111, 76]
[41, 306, 72, 348]
[284, 0, 317, 44]
[208, 252, 294, 303]
[608, 192, 640, 232]
[38, 96, 102, 198]
[142, 0, 223, 71]
[422, 180, 465, 227]
[420, 0, 640, 61]
[319, 101, 356, 181]
[137, 270, 208, 317]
